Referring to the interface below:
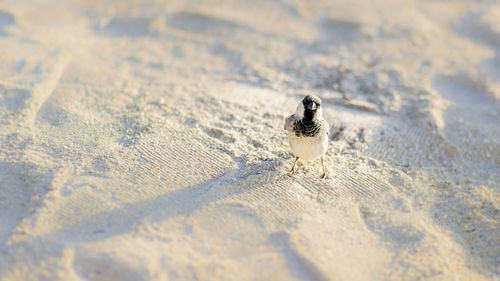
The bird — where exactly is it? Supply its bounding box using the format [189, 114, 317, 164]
[284, 95, 329, 178]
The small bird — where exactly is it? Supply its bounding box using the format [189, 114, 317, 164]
[284, 95, 329, 178]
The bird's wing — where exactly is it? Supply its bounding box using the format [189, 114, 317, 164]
[284, 114, 296, 131]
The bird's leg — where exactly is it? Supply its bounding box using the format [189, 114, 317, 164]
[320, 156, 327, 179]
[288, 157, 299, 176]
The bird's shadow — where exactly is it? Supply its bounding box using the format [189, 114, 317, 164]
[26, 157, 286, 245]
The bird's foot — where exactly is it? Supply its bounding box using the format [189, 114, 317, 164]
[288, 157, 299, 177]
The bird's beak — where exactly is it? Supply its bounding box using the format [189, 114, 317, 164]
[307, 102, 317, 110]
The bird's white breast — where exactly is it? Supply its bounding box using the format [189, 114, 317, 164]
[288, 133, 328, 160]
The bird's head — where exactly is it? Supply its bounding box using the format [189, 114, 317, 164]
[295, 95, 323, 122]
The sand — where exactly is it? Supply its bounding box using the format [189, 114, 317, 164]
[0, 0, 499, 280]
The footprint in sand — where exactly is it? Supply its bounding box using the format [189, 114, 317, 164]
[455, 11, 500, 81]
[0, 10, 15, 36]
[456, 14, 500, 52]
[203, 126, 236, 144]
[0, 87, 31, 112]
[37, 100, 70, 127]
[432, 73, 500, 167]
[319, 18, 363, 45]
[97, 17, 154, 37]
[74, 252, 147, 281]
[167, 11, 251, 36]
[0, 162, 51, 245]
[479, 57, 500, 79]
[268, 231, 330, 281]
[432, 74, 498, 125]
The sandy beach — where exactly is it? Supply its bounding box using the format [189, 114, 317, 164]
[0, 0, 499, 280]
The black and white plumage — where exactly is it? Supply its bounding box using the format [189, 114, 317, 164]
[284, 95, 329, 178]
